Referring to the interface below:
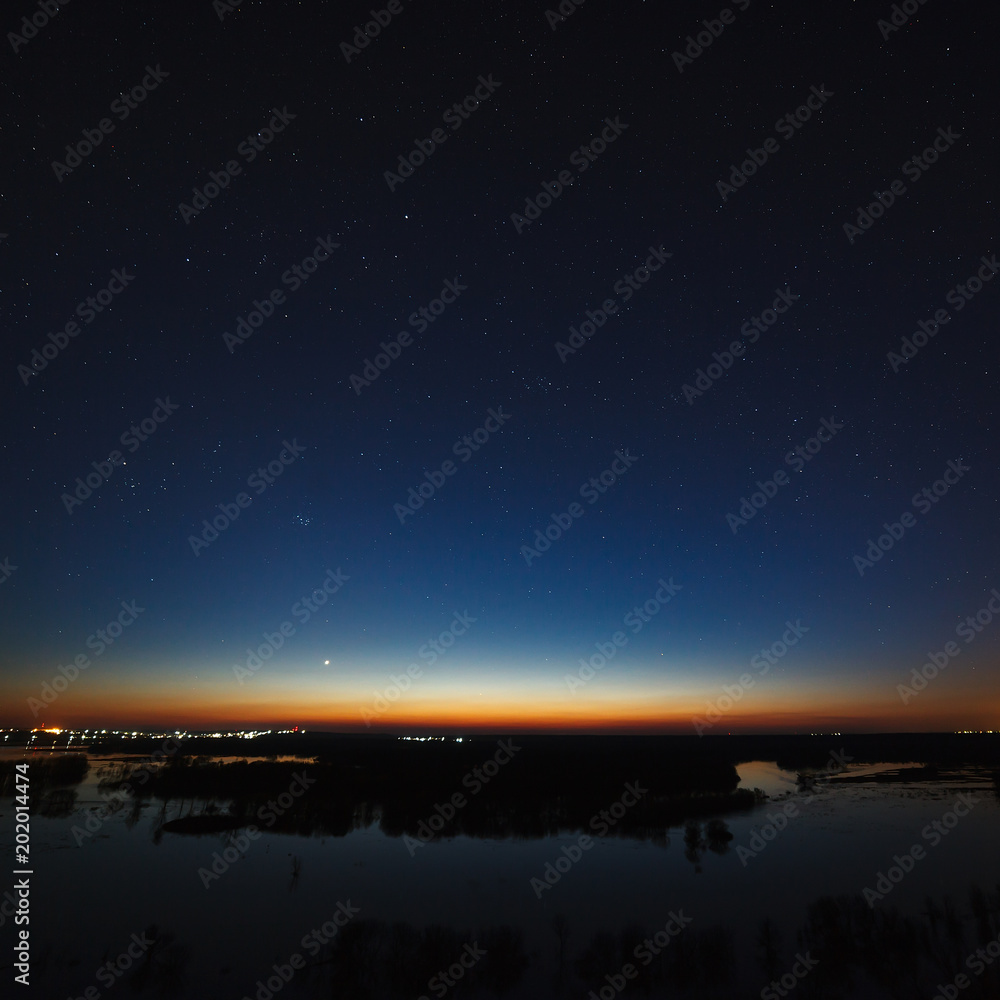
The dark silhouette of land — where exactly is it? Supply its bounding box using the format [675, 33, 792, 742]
[93, 741, 762, 843]
[8, 729, 1000, 769]
[4, 732, 998, 843]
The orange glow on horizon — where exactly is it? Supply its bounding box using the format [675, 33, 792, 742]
[10, 698, 997, 735]
[7, 667, 997, 734]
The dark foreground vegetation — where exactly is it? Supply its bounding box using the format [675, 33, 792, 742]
[39, 886, 1000, 999]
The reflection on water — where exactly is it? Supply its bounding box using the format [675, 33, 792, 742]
[736, 760, 801, 799]
[2, 749, 998, 998]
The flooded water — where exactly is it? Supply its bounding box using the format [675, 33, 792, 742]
[3, 753, 999, 998]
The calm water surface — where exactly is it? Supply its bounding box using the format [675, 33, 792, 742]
[3, 754, 998, 999]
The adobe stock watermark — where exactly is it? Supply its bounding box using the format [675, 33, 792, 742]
[897, 587, 1000, 703]
[62, 397, 179, 514]
[417, 942, 488, 1000]
[509, 116, 628, 233]
[545, 0, 587, 31]
[0, 558, 18, 586]
[213, 0, 246, 21]
[886, 253, 998, 372]
[760, 953, 820, 999]
[671, 0, 751, 73]
[862, 793, 979, 907]
[681, 284, 800, 402]
[198, 771, 318, 888]
[177, 107, 296, 223]
[188, 439, 307, 556]
[738, 803, 801, 868]
[555, 245, 672, 362]
[404, 739, 521, 855]
[52, 65, 169, 181]
[521, 450, 639, 565]
[360, 611, 477, 725]
[240, 901, 360, 1000]
[8, 0, 72, 54]
[529, 781, 647, 897]
[384, 75, 502, 192]
[878, 0, 934, 40]
[350, 278, 467, 395]
[5, 883, 28, 972]
[224, 236, 340, 353]
[716, 85, 834, 202]
[692, 619, 809, 734]
[853, 459, 970, 576]
[587, 911, 692, 1000]
[737, 749, 853, 866]
[565, 578, 682, 693]
[18, 268, 135, 385]
[300, 900, 361, 954]
[339, 0, 410, 63]
[725, 417, 843, 534]
[71, 734, 187, 846]
[233, 569, 350, 683]
[27, 600, 145, 717]
[395, 407, 511, 523]
[68, 929, 155, 998]
[0, 872, 31, 932]
[841, 126, 961, 244]
[99, 931, 156, 990]
[933, 925, 1000, 1000]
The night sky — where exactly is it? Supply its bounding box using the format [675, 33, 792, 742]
[2, 0, 998, 733]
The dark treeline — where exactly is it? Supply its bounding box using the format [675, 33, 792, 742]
[747, 732, 1000, 771]
[304, 921, 529, 999]
[281, 885, 1000, 999]
[6, 730, 1000, 768]
[562, 884, 1000, 999]
[101, 745, 759, 843]
[60, 886, 1000, 998]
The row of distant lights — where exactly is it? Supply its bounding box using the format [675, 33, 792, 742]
[24, 728, 189, 738]
[5, 728, 996, 740]
[8, 728, 305, 741]
[23, 728, 187, 736]
[202, 730, 303, 738]
[21, 728, 193, 747]
[398, 736, 464, 742]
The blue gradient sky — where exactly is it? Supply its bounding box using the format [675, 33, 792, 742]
[2, 0, 998, 733]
